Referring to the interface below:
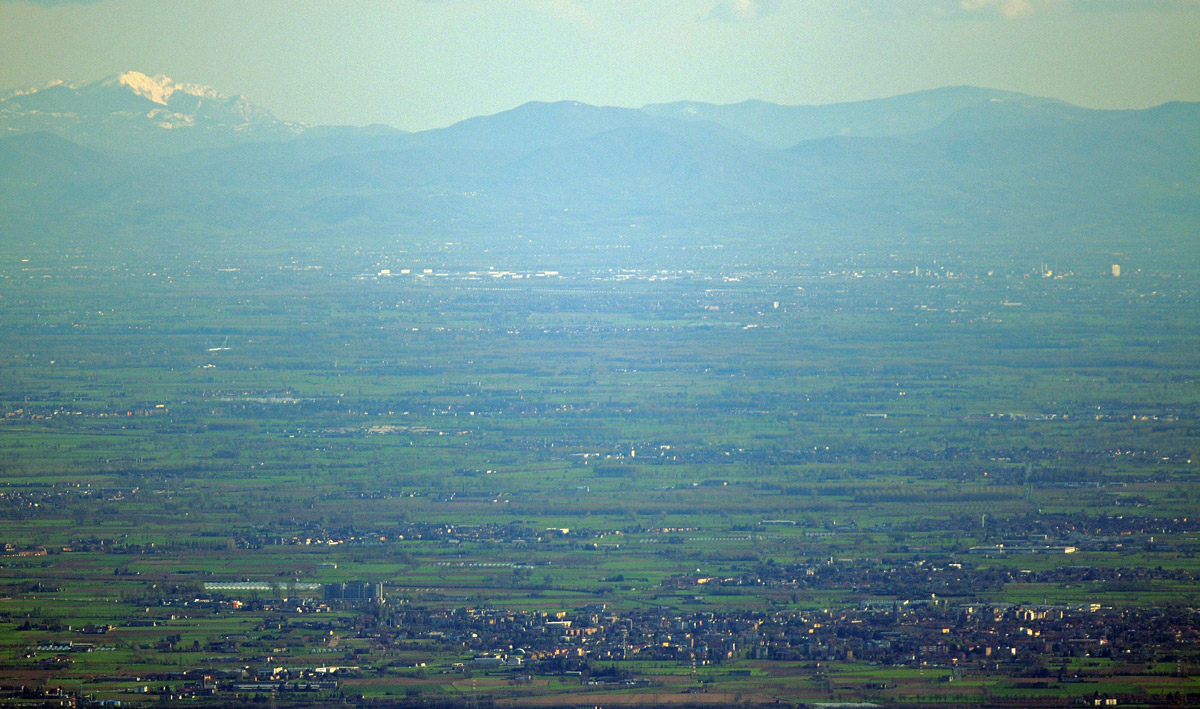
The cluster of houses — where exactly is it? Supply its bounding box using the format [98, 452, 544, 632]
[662, 555, 1198, 599]
[279, 600, 1196, 674]
[78, 596, 1181, 701]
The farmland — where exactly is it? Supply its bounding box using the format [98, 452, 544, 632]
[0, 233, 1198, 707]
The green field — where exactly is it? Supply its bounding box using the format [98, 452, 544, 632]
[0, 236, 1198, 706]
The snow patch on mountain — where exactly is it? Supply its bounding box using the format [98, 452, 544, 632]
[107, 71, 222, 106]
[0, 71, 305, 153]
[0, 79, 73, 102]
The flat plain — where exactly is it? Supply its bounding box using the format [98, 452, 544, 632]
[0, 230, 1197, 706]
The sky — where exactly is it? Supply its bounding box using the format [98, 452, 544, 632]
[1, 0, 1199, 131]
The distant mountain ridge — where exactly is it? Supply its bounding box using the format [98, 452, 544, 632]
[0, 72, 1106, 155]
[0, 71, 303, 153]
[1, 72, 1197, 260]
[642, 86, 1075, 147]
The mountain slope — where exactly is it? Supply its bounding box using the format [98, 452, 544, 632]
[0, 131, 117, 184]
[0, 71, 304, 153]
[410, 100, 755, 156]
[643, 86, 1071, 147]
[1, 75, 1196, 258]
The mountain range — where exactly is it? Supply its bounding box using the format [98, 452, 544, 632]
[1, 71, 1197, 260]
[0, 72, 305, 155]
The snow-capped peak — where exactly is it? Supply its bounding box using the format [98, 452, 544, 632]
[0, 71, 302, 153]
[0, 78, 72, 102]
[108, 71, 222, 106]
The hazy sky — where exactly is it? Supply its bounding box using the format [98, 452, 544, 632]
[2, 0, 1199, 130]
